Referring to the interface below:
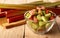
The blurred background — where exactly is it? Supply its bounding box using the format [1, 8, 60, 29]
[0, 0, 60, 4]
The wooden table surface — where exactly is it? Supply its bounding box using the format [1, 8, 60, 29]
[0, 25, 24, 38]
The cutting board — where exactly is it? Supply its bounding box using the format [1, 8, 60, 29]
[0, 17, 26, 28]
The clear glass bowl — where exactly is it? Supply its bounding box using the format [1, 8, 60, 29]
[24, 11, 56, 34]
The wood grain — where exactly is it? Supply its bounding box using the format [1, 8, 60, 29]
[0, 25, 24, 38]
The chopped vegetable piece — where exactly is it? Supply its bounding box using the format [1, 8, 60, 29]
[39, 21, 46, 27]
[38, 27, 45, 32]
[45, 22, 51, 29]
[37, 15, 41, 20]
[33, 16, 38, 23]
[38, 21, 46, 31]
[25, 13, 31, 19]
[38, 9, 42, 15]
[29, 15, 34, 20]
[36, 7, 42, 15]
[31, 23, 38, 30]
[41, 16, 48, 22]
[50, 16, 54, 20]
[42, 10, 46, 16]
[29, 9, 37, 15]
[45, 9, 49, 14]
[28, 20, 33, 25]
[45, 13, 51, 18]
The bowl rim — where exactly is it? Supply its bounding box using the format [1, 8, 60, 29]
[24, 10, 56, 22]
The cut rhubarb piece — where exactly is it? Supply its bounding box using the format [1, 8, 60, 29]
[5, 10, 26, 18]
[45, 9, 49, 14]
[50, 16, 54, 20]
[33, 16, 38, 23]
[7, 14, 24, 23]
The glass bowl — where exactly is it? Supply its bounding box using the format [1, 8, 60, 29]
[24, 11, 56, 34]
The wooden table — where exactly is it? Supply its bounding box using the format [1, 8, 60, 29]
[0, 25, 24, 38]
